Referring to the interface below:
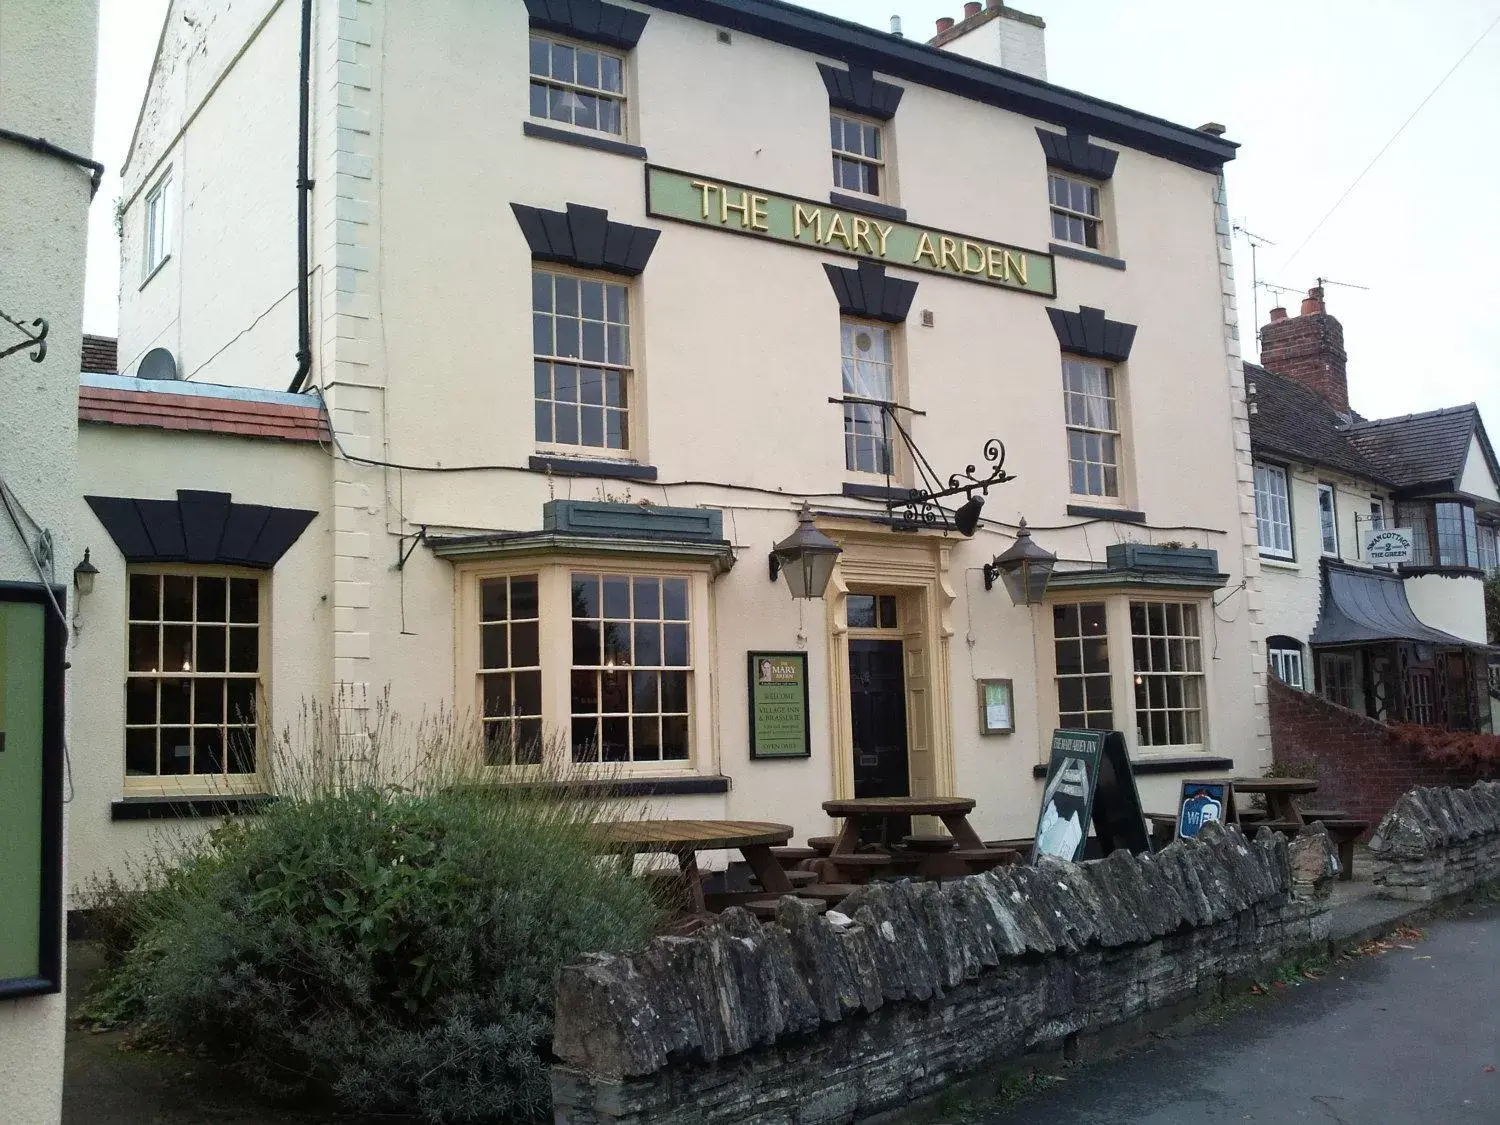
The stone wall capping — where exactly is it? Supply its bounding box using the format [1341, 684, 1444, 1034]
[1369, 782, 1500, 902]
[551, 823, 1335, 1124]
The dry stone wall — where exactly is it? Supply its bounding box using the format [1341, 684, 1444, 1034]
[1370, 781, 1500, 902]
[552, 824, 1337, 1125]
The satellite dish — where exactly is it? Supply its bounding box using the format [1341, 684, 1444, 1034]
[138, 347, 179, 381]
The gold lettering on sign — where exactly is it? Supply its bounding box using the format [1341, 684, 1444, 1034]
[851, 217, 875, 254]
[721, 189, 752, 227]
[873, 222, 892, 256]
[824, 212, 853, 249]
[939, 236, 962, 274]
[691, 180, 717, 220]
[961, 240, 986, 275]
[986, 245, 1008, 281]
[750, 194, 770, 232]
[794, 203, 825, 242]
[913, 231, 940, 267]
[1004, 250, 1028, 286]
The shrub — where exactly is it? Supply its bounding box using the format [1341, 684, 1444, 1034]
[1386, 722, 1500, 774]
[91, 704, 661, 1123]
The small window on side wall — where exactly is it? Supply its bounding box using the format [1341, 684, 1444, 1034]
[1317, 483, 1339, 557]
[831, 113, 884, 199]
[1267, 637, 1304, 690]
[144, 174, 171, 278]
[528, 35, 626, 137]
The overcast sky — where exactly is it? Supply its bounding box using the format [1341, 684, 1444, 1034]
[85, 0, 1499, 434]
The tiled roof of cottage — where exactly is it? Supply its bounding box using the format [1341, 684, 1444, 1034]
[1344, 405, 1498, 490]
[80, 334, 118, 374]
[1244, 364, 1389, 484]
[78, 373, 329, 445]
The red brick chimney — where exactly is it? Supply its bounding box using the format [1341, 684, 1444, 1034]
[1257, 286, 1349, 412]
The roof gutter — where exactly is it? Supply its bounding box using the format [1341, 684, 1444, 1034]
[288, 0, 314, 393]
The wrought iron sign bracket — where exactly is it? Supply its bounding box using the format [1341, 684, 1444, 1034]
[0, 309, 47, 363]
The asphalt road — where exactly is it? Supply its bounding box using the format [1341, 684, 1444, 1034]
[963, 904, 1499, 1124]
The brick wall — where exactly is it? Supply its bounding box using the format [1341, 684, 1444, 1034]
[1257, 289, 1349, 412]
[1268, 678, 1475, 830]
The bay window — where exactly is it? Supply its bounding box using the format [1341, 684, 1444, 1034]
[1131, 601, 1205, 747]
[1399, 501, 1484, 569]
[1052, 602, 1112, 730]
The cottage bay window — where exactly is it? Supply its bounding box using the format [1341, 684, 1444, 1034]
[1131, 601, 1204, 747]
[528, 36, 625, 136]
[1062, 359, 1119, 498]
[1399, 501, 1483, 569]
[479, 575, 542, 765]
[533, 269, 630, 452]
[1053, 602, 1112, 730]
[830, 113, 884, 198]
[1253, 462, 1293, 559]
[570, 573, 691, 764]
[842, 319, 896, 475]
[126, 570, 261, 787]
[1048, 173, 1102, 249]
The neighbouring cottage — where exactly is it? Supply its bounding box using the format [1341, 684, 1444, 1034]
[1247, 288, 1500, 821]
[68, 0, 1269, 892]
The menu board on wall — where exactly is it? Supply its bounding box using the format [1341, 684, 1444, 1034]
[747, 651, 811, 759]
[0, 588, 64, 999]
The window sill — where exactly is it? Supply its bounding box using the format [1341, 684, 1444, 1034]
[529, 454, 658, 482]
[139, 254, 170, 290]
[112, 793, 273, 821]
[522, 120, 647, 160]
[842, 481, 912, 502]
[828, 192, 908, 223]
[1049, 243, 1126, 270]
[495, 774, 730, 798]
[1067, 503, 1145, 523]
[1259, 556, 1301, 571]
[1031, 754, 1233, 779]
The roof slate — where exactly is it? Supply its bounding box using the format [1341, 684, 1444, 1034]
[1245, 364, 1388, 484]
[1344, 405, 1495, 490]
[81, 334, 118, 374]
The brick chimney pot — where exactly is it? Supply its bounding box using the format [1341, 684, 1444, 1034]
[964, 2, 982, 17]
[936, 16, 955, 32]
[1259, 289, 1349, 412]
[1268, 307, 1287, 322]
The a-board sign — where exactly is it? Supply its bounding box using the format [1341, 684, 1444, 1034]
[1176, 780, 1236, 840]
[747, 651, 811, 759]
[1032, 729, 1151, 862]
[0, 584, 65, 999]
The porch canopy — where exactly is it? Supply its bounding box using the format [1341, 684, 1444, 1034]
[1309, 561, 1472, 648]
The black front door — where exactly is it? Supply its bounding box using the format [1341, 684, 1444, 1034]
[849, 639, 909, 843]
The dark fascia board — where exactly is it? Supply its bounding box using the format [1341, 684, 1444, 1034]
[1066, 504, 1146, 523]
[817, 62, 904, 120]
[523, 0, 649, 49]
[1035, 127, 1119, 180]
[528, 454, 658, 481]
[1047, 305, 1137, 362]
[511, 202, 661, 277]
[85, 491, 317, 568]
[111, 794, 274, 821]
[822, 259, 917, 323]
[633, 0, 1237, 170]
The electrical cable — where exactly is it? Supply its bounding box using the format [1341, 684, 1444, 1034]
[1281, 8, 1500, 270]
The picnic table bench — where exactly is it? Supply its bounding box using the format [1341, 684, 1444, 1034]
[821, 796, 1011, 879]
[591, 819, 794, 913]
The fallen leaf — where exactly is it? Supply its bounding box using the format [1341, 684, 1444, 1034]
[1414, 955, 1433, 961]
[1484, 1066, 1495, 1074]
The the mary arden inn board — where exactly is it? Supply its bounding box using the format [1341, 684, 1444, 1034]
[66, 0, 1267, 889]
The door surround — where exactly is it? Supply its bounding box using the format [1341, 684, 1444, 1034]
[822, 523, 956, 801]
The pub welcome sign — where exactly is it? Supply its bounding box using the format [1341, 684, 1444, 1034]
[647, 166, 1056, 297]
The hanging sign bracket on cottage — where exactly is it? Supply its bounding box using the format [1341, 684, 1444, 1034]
[645, 166, 1055, 296]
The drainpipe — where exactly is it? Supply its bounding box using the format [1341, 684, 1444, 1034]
[288, 0, 314, 392]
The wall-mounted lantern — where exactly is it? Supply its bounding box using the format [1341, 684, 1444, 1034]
[73, 549, 99, 597]
[769, 504, 842, 600]
[982, 519, 1056, 605]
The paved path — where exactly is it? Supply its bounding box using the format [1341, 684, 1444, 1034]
[963, 904, 1500, 1124]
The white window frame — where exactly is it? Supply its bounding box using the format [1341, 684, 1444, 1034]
[1253, 461, 1294, 560]
[1268, 645, 1304, 690]
[457, 559, 714, 777]
[143, 173, 172, 280]
[124, 565, 267, 797]
[830, 112, 886, 200]
[1317, 482, 1339, 558]
[1479, 520, 1498, 576]
[1062, 358, 1121, 498]
[532, 267, 634, 455]
[528, 33, 628, 139]
[1048, 172, 1103, 250]
[840, 317, 899, 477]
[1130, 599, 1206, 750]
[1051, 601, 1113, 731]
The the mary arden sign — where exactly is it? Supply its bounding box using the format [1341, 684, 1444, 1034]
[647, 166, 1055, 296]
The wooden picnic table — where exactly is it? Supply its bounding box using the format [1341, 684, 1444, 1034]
[821, 796, 987, 855]
[1230, 777, 1317, 826]
[591, 820, 794, 913]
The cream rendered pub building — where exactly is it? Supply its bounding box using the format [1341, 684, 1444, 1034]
[78, 0, 1267, 886]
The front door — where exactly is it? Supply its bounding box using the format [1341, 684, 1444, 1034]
[848, 637, 909, 843]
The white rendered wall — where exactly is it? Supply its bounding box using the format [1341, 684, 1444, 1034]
[0, 0, 98, 1118]
[936, 13, 1047, 81]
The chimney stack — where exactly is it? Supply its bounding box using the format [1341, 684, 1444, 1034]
[1258, 287, 1349, 412]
